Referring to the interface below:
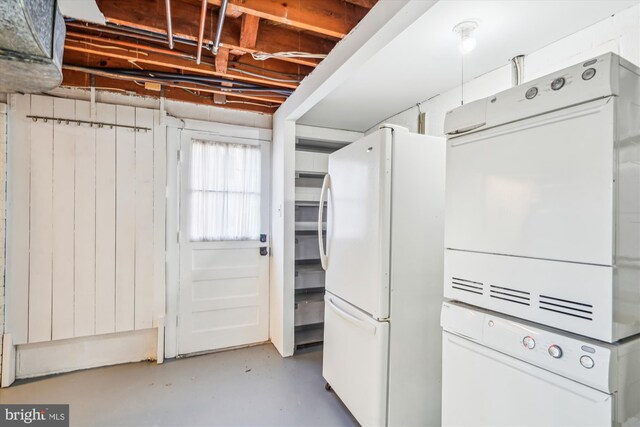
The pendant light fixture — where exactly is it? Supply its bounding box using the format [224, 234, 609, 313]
[453, 20, 479, 54]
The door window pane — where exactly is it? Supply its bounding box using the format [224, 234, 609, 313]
[190, 139, 261, 241]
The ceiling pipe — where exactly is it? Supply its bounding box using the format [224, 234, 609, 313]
[196, 0, 208, 64]
[511, 55, 525, 87]
[212, 0, 229, 55]
[165, 0, 174, 49]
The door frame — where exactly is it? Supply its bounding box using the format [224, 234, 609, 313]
[164, 117, 272, 358]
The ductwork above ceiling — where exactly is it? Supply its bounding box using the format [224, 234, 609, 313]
[0, 0, 66, 93]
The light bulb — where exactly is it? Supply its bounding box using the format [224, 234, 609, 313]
[453, 20, 479, 55]
[459, 36, 476, 54]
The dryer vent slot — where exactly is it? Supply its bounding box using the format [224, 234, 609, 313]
[451, 277, 484, 295]
[490, 285, 530, 306]
[539, 295, 593, 320]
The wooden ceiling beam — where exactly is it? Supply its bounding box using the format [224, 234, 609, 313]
[94, 0, 330, 67]
[61, 62, 284, 104]
[239, 14, 260, 50]
[214, 46, 230, 104]
[65, 29, 311, 77]
[62, 70, 277, 113]
[64, 39, 297, 90]
[207, 0, 368, 39]
[215, 47, 230, 74]
[344, 0, 378, 9]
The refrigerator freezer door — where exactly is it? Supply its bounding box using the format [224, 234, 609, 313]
[323, 293, 389, 427]
[325, 128, 392, 319]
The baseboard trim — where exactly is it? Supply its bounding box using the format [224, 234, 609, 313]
[15, 328, 158, 380]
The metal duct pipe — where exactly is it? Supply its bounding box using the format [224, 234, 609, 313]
[212, 0, 229, 55]
[0, 0, 66, 92]
[165, 0, 174, 49]
[196, 0, 208, 64]
[511, 55, 525, 87]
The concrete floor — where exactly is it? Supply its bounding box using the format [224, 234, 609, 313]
[0, 344, 359, 427]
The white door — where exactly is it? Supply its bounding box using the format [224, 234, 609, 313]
[322, 128, 392, 320]
[442, 331, 613, 427]
[177, 131, 270, 355]
[323, 292, 389, 427]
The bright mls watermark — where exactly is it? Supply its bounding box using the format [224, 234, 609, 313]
[0, 405, 68, 426]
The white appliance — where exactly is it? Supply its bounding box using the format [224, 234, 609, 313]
[318, 125, 445, 427]
[441, 301, 640, 427]
[443, 52, 640, 343]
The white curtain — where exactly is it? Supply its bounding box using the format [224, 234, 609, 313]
[190, 139, 261, 241]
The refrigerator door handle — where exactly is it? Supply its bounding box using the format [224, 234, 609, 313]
[326, 296, 376, 335]
[318, 173, 330, 270]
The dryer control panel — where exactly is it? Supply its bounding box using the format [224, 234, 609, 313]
[441, 301, 616, 393]
[443, 52, 637, 137]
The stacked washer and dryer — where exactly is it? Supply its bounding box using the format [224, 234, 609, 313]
[442, 52, 640, 427]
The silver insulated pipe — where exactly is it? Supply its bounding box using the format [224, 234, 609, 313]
[511, 55, 525, 87]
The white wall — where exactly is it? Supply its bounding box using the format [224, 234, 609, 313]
[367, 4, 640, 136]
[0, 103, 6, 383]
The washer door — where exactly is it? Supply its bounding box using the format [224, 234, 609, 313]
[442, 332, 613, 427]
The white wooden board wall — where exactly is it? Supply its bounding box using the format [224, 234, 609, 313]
[6, 94, 166, 345]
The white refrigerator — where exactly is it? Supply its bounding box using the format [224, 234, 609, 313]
[318, 125, 445, 427]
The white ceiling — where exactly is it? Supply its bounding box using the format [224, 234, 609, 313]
[297, 0, 638, 132]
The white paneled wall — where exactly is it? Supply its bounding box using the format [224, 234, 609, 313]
[5, 94, 166, 346]
[0, 103, 7, 382]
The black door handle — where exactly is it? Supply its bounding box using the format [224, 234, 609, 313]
[260, 247, 268, 256]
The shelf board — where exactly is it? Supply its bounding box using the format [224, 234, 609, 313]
[295, 286, 325, 294]
[295, 324, 324, 347]
[295, 263, 324, 273]
[295, 221, 326, 232]
[295, 291, 324, 303]
[295, 258, 322, 265]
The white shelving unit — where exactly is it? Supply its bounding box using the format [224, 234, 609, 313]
[293, 149, 329, 349]
[285, 125, 362, 354]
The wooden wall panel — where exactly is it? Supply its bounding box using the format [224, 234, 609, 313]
[51, 97, 76, 340]
[74, 100, 97, 337]
[28, 95, 54, 343]
[6, 95, 166, 350]
[134, 108, 154, 330]
[95, 103, 117, 334]
[6, 95, 31, 345]
[153, 111, 167, 326]
[115, 105, 136, 332]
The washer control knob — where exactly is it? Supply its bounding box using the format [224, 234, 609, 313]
[523, 336, 536, 349]
[582, 68, 596, 80]
[525, 87, 538, 99]
[551, 77, 565, 91]
[580, 355, 595, 369]
[548, 345, 563, 358]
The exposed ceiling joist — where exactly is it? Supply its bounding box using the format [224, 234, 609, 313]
[62, 69, 279, 113]
[239, 14, 260, 50]
[62, 0, 378, 114]
[207, 0, 369, 39]
[215, 46, 231, 104]
[344, 0, 377, 9]
[94, 0, 332, 67]
[65, 28, 310, 78]
[64, 40, 297, 89]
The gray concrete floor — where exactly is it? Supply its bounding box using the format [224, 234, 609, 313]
[0, 344, 359, 427]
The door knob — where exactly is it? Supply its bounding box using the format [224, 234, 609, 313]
[260, 247, 268, 256]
